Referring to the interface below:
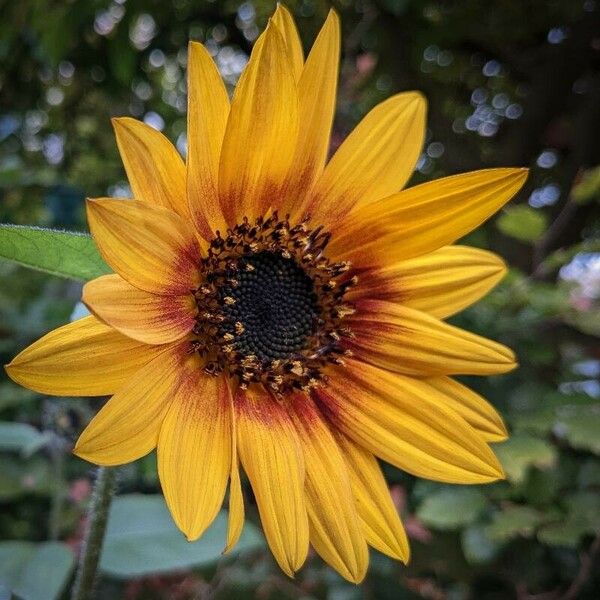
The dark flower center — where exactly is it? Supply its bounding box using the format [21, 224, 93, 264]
[217, 251, 319, 363]
[192, 212, 358, 394]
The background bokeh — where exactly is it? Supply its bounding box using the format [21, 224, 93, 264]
[1, 0, 600, 598]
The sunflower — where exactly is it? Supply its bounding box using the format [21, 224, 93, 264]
[6, 5, 527, 584]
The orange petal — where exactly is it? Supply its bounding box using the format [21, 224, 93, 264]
[158, 370, 232, 541]
[315, 360, 505, 484]
[290, 394, 368, 583]
[329, 168, 528, 266]
[350, 245, 507, 319]
[112, 117, 188, 217]
[86, 198, 200, 295]
[82, 274, 196, 345]
[225, 383, 245, 554]
[335, 434, 409, 562]
[347, 299, 516, 376]
[280, 10, 340, 218]
[218, 23, 299, 224]
[186, 42, 230, 239]
[5, 316, 163, 396]
[74, 341, 190, 465]
[235, 386, 308, 577]
[308, 92, 426, 227]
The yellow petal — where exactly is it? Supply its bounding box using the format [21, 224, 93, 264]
[308, 92, 426, 227]
[329, 168, 528, 266]
[425, 376, 508, 442]
[350, 245, 507, 319]
[225, 385, 245, 554]
[74, 342, 189, 465]
[5, 316, 163, 396]
[219, 23, 299, 224]
[83, 274, 196, 345]
[186, 42, 230, 239]
[315, 359, 505, 484]
[335, 434, 409, 562]
[281, 9, 340, 219]
[290, 395, 368, 584]
[272, 4, 303, 81]
[224, 450, 245, 554]
[112, 117, 188, 217]
[86, 198, 200, 295]
[347, 299, 516, 376]
[235, 386, 309, 577]
[158, 369, 231, 541]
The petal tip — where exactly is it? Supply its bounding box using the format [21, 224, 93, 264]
[325, 7, 341, 24]
[72, 444, 85, 460]
[4, 362, 30, 389]
[397, 90, 428, 115]
[347, 570, 367, 585]
[4, 363, 23, 389]
[111, 115, 138, 132]
[514, 167, 529, 185]
[382, 540, 411, 564]
[71, 445, 97, 466]
[506, 166, 529, 183]
[85, 197, 103, 211]
[482, 452, 506, 482]
[279, 562, 296, 579]
[494, 462, 506, 481]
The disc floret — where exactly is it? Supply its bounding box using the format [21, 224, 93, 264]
[192, 212, 357, 394]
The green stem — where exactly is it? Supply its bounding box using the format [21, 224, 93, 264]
[70, 467, 116, 600]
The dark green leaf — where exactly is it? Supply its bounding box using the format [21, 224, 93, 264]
[100, 494, 264, 578]
[0, 224, 110, 281]
[0, 542, 74, 600]
[537, 492, 600, 547]
[461, 526, 500, 565]
[485, 506, 547, 541]
[537, 519, 590, 548]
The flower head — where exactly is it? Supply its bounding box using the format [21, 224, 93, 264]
[6, 5, 527, 583]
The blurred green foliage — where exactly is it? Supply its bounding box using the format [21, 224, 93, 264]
[1, 0, 600, 598]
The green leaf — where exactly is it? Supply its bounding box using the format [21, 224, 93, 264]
[578, 459, 600, 487]
[100, 494, 264, 578]
[0, 542, 74, 600]
[537, 519, 590, 548]
[572, 165, 600, 204]
[461, 526, 500, 565]
[555, 411, 600, 455]
[537, 492, 600, 548]
[485, 506, 546, 541]
[416, 487, 487, 530]
[495, 433, 557, 483]
[564, 491, 600, 531]
[0, 224, 111, 280]
[497, 205, 548, 243]
[0, 422, 49, 456]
